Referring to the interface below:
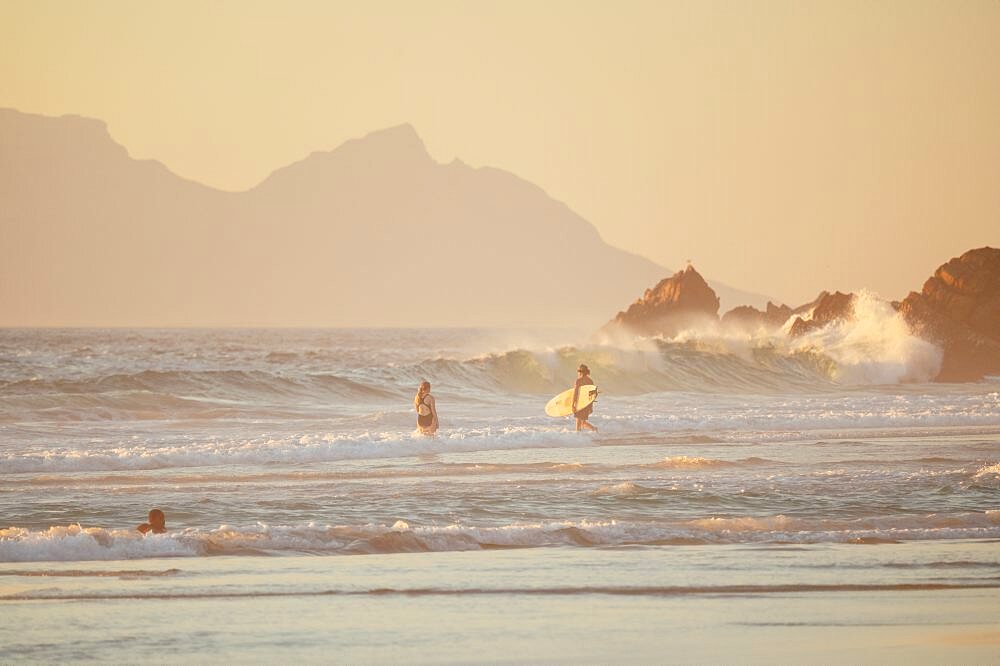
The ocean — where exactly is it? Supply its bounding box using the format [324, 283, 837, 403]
[1, 324, 998, 662]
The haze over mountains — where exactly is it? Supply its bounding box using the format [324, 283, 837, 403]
[1, 109, 764, 327]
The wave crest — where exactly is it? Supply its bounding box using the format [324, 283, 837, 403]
[5, 513, 1000, 562]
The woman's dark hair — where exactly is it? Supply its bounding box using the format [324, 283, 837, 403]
[578, 364, 590, 374]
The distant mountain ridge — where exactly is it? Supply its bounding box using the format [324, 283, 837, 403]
[0, 108, 767, 327]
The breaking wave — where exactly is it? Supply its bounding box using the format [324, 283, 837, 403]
[785, 291, 943, 384]
[656, 291, 942, 386]
[0, 294, 953, 424]
[4, 512, 999, 562]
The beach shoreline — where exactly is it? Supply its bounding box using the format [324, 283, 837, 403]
[2, 543, 998, 662]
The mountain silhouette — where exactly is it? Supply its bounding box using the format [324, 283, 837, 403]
[0, 109, 765, 327]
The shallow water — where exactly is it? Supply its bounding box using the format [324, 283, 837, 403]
[3, 545, 999, 662]
[1, 329, 998, 661]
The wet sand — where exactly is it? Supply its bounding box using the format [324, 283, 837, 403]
[2, 542, 998, 662]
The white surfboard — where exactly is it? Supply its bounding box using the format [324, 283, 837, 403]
[545, 384, 597, 417]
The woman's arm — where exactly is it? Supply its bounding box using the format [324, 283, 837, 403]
[429, 395, 439, 428]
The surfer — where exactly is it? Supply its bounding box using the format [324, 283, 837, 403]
[572, 364, 598, 432]
[414, 380, 439, 435]
[137, 508, 167, 534]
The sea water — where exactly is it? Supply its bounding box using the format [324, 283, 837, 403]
[1, 327, 998, 662]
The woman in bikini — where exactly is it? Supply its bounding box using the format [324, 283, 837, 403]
[414, 380, 439, 435]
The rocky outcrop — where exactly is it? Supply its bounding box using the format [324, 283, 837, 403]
[721, 301, 794, 329]
[603, 265, 720, 336]
[721, 291, 835, 331]
[599, 246, 998, 383]
[790, 291, 832, 317]
[898, 247, 1000, 381]
[788, 291, 856, 337]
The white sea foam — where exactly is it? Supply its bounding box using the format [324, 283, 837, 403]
[0, 426, 597, 473]
[5, 513, 1000, 562]
[0, 525, 198, 562]
[970, 462, 1000, 489]
[663, 290, 943, 385]
[973, 462, 1000, 476]
[5, 411, 1000, 474]
[4, 390, 1000, 474]
[0, 310, 956, 428]
[3, 329, 998, 571]
[789, 291, 943, 384]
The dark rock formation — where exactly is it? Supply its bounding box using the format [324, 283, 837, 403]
[598, 245, 999, 383]
[787, 291, 856, 337]
[603, 265, 720, 336]
[721, 301, 794, 329]
[790, 291, 832, 317]
[898, 247, 1000, 381]
[720, 305, 762, 328]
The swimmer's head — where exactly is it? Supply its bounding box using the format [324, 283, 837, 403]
[577, 364, 590, 375]
[148, 508, 165, 529]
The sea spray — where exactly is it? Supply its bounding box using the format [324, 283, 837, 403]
[646, 290, 942, 385]
[789, 290, 942, 384]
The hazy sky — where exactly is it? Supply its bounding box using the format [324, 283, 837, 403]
[2, 0, 998, 305]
